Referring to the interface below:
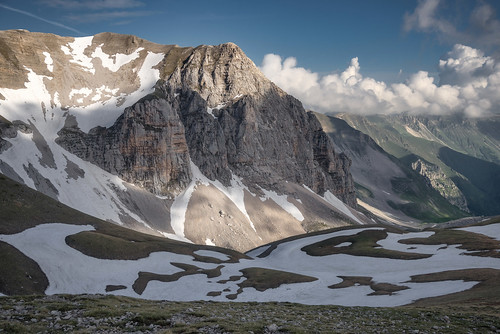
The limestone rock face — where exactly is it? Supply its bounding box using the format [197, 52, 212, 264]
[0, 30, 360, 250]
[56, 97, 191, 197]
[160, 43, 356, 206]
[411, 158, 469, 212]
[56, 41, 356, 205]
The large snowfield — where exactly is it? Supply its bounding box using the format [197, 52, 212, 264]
[1, 222, 499, 306]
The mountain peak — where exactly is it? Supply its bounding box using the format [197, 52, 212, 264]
[0, 30, 360, 250]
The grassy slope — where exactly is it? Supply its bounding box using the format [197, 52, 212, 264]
[0, 173, 248, 296]
[316, 113, 467, 223]
[336, 113, 500, 216]
[0, 174, 106, 234]
[0, 294, 499, 333]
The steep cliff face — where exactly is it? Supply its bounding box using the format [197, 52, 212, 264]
[55, 41, 356, 205]
[162, 44, 356, 206]
[56, 97, 191, 197]
[0, 30, 362, 251]
[411, 159, 469, 212]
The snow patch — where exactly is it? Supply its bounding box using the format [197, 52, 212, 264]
[323, 191, 361, 223]
[69, 87, 93, 100]
[205, 238, 215, 246]
[169, 161, 258, 239]
[92, 45, 144, 72]
[206, 103, 225, 119]
[63, 37, 95, 74]
[157, 231, 192, 243]
[459, 224, 500, 241]
[0, 224, 196, 296]
[1, 223, 498, 306]
[259, 188, 304, 221]
[194, 249, 230, 261]
[70, 51, 164, 132]
[302, 185, 362, 224]
[42, 52, 53, 72]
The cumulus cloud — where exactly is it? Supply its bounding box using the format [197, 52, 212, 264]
[403, 0, 459, 40]
[260, 44, 500, 117]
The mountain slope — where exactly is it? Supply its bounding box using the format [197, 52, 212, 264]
[0, 30, 365, 251]
[336, 113, 500, 216]
[1, 173, 499, 306]
[315, 113, 467, 224]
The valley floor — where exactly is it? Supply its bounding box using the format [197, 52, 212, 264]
[0, 294, 499, 333]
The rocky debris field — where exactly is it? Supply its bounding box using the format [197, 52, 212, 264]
[0, 294, 499, 333]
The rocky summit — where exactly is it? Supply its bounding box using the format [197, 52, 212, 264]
[0, 30, 364, 251]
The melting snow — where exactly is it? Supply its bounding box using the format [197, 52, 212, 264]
[0, 224, 195, 296]
[259, 188, 304, 221]
[459, 224, 500, 241]
[194, 249, 230, 261]
[3, 223, 496, 306]
[323, 191, 362, 224]
[63, 37, 95, 74]
[42, 52, 53, 72]
[69, 87, 93, 100]
[92, 45, 144, 72]
[206, 103, 225, 119]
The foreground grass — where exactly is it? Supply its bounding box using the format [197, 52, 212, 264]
[0, 294, 499, 333]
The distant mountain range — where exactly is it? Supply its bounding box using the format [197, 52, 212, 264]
[333, 113, 500, 218]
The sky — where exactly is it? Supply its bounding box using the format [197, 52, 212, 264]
[1, 0, 500, 116]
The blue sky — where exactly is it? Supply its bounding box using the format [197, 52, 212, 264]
[1, 0, 500, 117]
[1, 0, 499, 82]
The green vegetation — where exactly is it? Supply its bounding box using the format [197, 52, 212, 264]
[438, 147, 500, 215]
[336, 113, 500, 217]
[0, 174, 106, 234]
[301, 229, 432, 260]
[133, 264, 224, 295]
[0, 294, 499, 333]
[387, 173, 467, 223]
[355, 182, 374, 200]
[65, 229, 246, 263]
[317, 113, 468, 223]
[399, 229, 500, 258]
[409, 268, 500, 307]
[329, 276, 409, 296]
[238, 267, 317, 292]
[0, 241, 48, 295]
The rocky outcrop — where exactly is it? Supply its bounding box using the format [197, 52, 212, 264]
[56, 96, 191, 197]
[411, 159, 469, 212]
[56, 41, 356, 206]
[161, 43, 356, 206]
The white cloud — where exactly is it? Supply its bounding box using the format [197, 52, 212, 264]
[404, 0, 500, 55]
[260, 44, 500, 117]
[403, 0, 458, 39]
